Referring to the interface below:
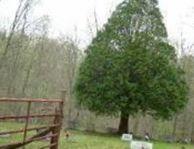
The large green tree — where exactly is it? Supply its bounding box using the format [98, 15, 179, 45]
[74, 0, 188, 133]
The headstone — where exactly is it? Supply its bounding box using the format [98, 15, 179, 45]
[121, 133, 133, 141]
[130, 141, 153, 149]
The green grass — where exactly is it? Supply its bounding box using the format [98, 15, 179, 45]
[0, 122, 194, 149]
[0, 122, 46, 148]
[61, 131, 194, 149]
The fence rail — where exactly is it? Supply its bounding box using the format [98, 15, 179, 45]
[0, 91, 65, 149]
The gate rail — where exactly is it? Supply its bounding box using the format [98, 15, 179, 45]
[0, 91, 65, 149]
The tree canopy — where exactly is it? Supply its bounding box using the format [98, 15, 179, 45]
[74, 0, 188, 133]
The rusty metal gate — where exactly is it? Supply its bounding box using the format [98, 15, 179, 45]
[0, 91, 65, 149]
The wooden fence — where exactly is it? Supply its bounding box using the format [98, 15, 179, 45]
[0, 91, 65, 149]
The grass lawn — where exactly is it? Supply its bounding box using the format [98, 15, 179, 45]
[0, 122, 194, 149]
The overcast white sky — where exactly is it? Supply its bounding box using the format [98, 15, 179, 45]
[0, 0, 194, 49]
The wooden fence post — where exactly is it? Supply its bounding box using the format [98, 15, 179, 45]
[23, 101, 31, 149]
[50, 90, 66, 149]
[60, 90, 66, 125]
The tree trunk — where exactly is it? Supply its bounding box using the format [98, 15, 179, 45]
[118, 112, 129, 134]
[172, 115, 178, 140]
[133, 116, 140, 135]
[21, 58, 33, 96]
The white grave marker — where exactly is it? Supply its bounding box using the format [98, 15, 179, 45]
[121, 133, 133, 141]
[130, 141, 153, 149]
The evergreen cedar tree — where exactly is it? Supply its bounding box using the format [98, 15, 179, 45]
[74, 0, 188, 133]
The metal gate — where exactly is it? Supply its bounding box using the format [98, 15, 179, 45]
[0, 91, 65, 149]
